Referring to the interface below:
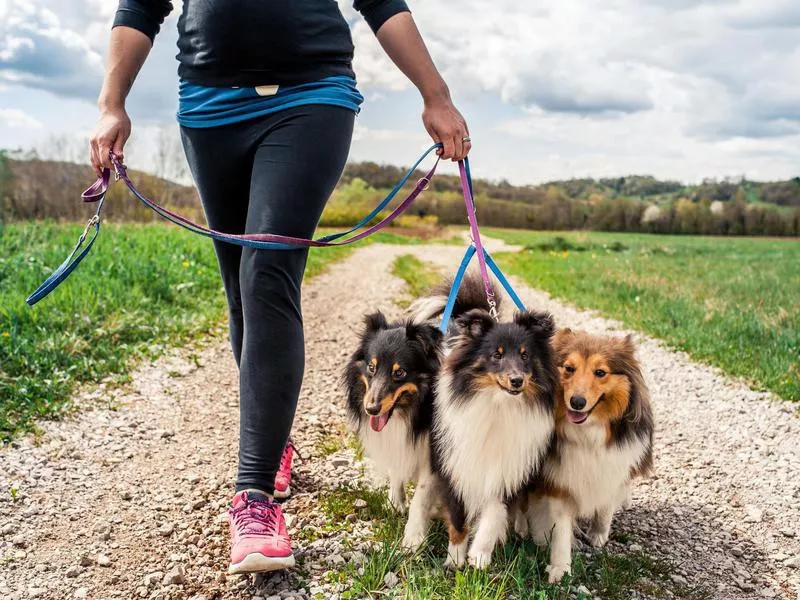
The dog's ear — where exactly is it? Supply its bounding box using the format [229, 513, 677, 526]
[552, 327, 573, 351]
[515, 311, 555, 339]
[364, 311, 388, 333]
[456, 308, 495, 338]
[619, 333, 636, 355]
[405, 323, 443, 356]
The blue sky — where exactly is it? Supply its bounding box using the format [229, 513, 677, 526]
[1, 0, 799, 184]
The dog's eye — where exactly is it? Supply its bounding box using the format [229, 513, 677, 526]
[520, 351, 528, 361]
[564, 365, 575, 374]
[594, 369, 607, 378]
[393, 368, 406, 380]
[367, 362, 376, 375]
[492, 351, 503, 361]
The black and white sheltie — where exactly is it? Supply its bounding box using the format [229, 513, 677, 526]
[406, 275, 558, 569]
[430, 306, 558, 569]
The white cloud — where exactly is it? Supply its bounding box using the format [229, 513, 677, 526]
[0, 107, 43, 129]
[2, 0, 800, 183]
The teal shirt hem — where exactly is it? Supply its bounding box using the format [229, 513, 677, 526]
[177, 75, 364, 129]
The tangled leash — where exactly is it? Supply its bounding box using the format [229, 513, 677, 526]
[26, 143, 526, 330]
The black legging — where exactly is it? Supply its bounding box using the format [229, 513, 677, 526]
[180, 104, 355, 494]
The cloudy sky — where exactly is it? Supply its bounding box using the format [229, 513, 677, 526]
[1, 0, 799, 184]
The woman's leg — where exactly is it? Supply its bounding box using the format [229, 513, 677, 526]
[180, 124, 251, 364]
[235, 105, 355, 495]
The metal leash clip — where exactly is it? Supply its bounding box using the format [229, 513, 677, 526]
[78, 214, 100, 245]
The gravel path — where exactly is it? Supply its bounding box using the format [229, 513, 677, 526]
[1, 239, 798, 600]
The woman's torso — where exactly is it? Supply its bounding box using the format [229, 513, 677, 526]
[176, 0, 356, 87]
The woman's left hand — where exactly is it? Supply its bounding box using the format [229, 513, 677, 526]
[422, 96, 471, 162]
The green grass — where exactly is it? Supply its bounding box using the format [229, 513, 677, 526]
[390, 254, 443, 307]
[488, 230, 800, 402]
[0, 222, 440, 442]
[319, 485, 704, 599]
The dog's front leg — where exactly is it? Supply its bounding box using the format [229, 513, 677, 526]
[467, 498, 507, 569]
[388, 476, 407, 513]
[546, 498, 573, 584]
[588, 503, 615, 548]
[402, 472, 435, 551]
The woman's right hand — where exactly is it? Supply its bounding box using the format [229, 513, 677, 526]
[89, 107, 132, 176]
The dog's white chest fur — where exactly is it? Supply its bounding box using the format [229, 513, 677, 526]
[546, 424, 648, 516]
[434, 372, 553, 517]
[355, 416, 428, 483]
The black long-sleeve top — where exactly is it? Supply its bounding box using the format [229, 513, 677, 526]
[113, 0, 409, 87]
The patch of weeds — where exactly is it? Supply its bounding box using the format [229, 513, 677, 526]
[316, 424, 348, 457]
[525, 236, 628, 254]
[347, 434, 365, 462]
[390, 254, 442, 308]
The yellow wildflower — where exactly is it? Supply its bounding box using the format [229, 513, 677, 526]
[182, 261, 190, 267]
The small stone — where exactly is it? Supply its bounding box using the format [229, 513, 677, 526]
[186, 473, 201, 484]
[120, 490, 133, 501]
[737, 580, 756, 592]
[28, 588, 47, 598]
[163, 564, 186, 585]
[66, 565, 81, 578]
[781, 529, 796, 538]
[331, 458, 349, 468]
[743, 506, 763, 523]
[97, 554, 111, 567]
[11, 534, 25, 547]
[784, 556, 799, 568]
[266, 596, 281, 600]
[670, 574, 688, 585]
[188, 595, 208, 600]
[79, 554, 94, 567]
[731, 547, 744, 558]
[353, 499, 367, 509]
[1, 523, 16, 536]
[144, 571, 164, 587]
[252, 596, 265, 600]
[628, 543, 642, 552]
[576, 585, 591, 596]
[192, 499, 206, 510]
[74, 588, 88, 599]
[158, 523, 175, 537]
[383, 571, 399, 588]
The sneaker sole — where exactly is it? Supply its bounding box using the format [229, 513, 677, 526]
[228, 552, 295, 574]
[273, 485, 291, 500]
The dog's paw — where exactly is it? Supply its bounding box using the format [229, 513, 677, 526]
[546, 563, 571, 584]
[443, 553, 465, 570]
[620, 490, 633, 510]
[588, 530, 609, 548]
[467, 549, 493, 570]
[513, 512, 530, 538]
[401, 530, 425, 552]
[390, 497, 407, 514]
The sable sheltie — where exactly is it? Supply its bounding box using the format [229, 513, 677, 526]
[343, 310, 443, 549]
[430, 305, 558, 569]
[514, 329, 654, 583]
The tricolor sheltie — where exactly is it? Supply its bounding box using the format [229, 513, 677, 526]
[514, 329, 654, 583]
[428, 297, 558, 569]
[343, 310, 443, 549]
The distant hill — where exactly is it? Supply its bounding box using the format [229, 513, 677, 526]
[1, 152, 797, 236]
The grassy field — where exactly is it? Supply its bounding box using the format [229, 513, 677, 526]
[487, 230, 800, 402]
[0, 222, 455, 442]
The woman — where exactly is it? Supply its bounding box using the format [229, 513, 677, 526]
[91, 0, 470, 575]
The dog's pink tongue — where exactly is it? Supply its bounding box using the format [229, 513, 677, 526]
[370, 414, 389, 432]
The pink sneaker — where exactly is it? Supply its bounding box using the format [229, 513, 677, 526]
[273, 440, 296, 500]
[228, 491, 295, 574]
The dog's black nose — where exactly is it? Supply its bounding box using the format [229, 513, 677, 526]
[365, 404, 381, 416]
[509, 376, 524, 389]
[570, 395, 587, 410]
